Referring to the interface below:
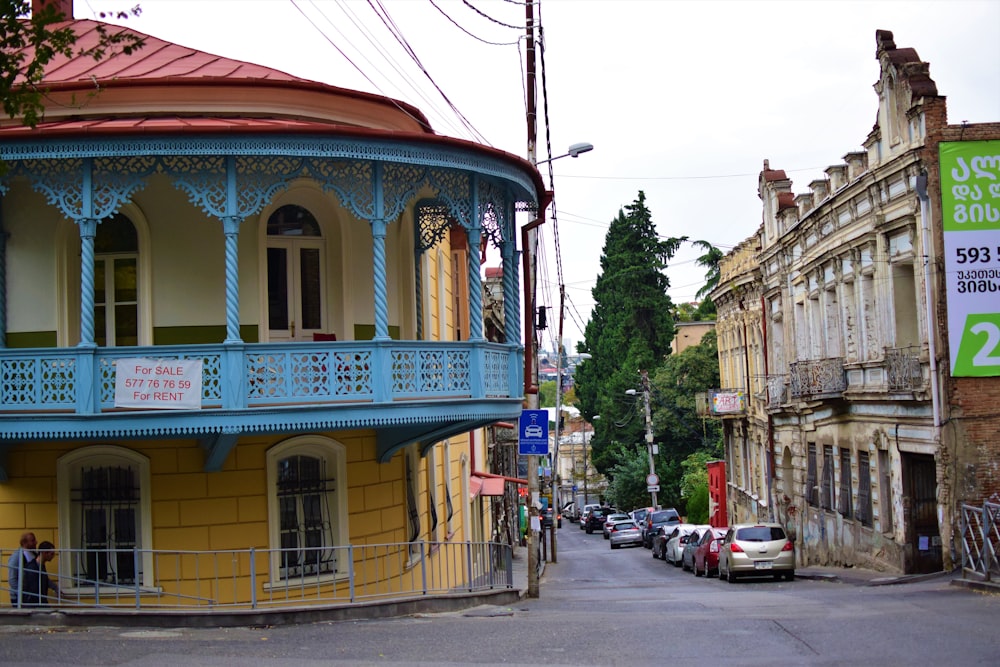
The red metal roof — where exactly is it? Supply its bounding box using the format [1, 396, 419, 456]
[0, 116, 354, 137]
[8, 19, 432, 131]
[26, 19, 308, 86]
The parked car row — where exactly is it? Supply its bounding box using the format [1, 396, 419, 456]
[650, 522, 796, 582]
[582, 506, 796, 582]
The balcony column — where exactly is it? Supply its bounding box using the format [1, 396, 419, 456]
[370, 162, 391, 342]
[222, 214, 244, 345]
[0, 202, 6, 348]
[467, 224, 484, 342]
[221, 214, 247, 410]
[74, 216, 100, 413]
[77, 217, 99, 348]
[468, 175, 485, 342]
[502, 200, 522, 394]
[501, 201, 520, 345]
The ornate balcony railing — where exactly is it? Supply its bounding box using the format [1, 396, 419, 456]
[789, 357, 847, 399]
[766, 375, 788, 408]
[884, 346, 923, 392]
[0, 341, 523, 445]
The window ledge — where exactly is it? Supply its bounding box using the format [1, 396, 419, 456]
[63, 584, 162, 597]
[262, 570, 347, 592]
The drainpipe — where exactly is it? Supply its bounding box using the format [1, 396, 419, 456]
[520, 191, 553, 398]
[762, 294, 775, 522]
[915, 173, 941, 429]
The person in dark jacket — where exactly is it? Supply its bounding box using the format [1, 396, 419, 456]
[33, 541, 60, 605]
[16, 540, 60, 607]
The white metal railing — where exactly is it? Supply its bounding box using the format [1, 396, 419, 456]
[1, 541, 512, 611]
[961, 502, 1000, 582]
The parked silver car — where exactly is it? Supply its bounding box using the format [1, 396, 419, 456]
[609, 520, 643, 549]
[602, 513, 631, 539]
[718, 523, 795, 582]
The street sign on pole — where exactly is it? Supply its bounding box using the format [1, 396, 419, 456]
[518, 409, 549, 455]
[647, 485, 660, 493]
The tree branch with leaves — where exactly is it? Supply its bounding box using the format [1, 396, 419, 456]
[1, 1, 145, 128]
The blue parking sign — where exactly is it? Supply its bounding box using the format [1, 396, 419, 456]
[518, 409, 549, 455]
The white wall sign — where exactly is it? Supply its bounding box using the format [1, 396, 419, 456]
[114, 358, 203, 409]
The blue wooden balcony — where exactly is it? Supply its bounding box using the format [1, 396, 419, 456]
[0, 340, 523, 468]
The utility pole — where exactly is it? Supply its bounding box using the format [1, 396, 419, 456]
[524, 0, 540, 599]
[641, 370, 658, 509]
[550, 287, 566, 564]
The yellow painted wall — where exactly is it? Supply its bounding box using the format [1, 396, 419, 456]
[0, 428, 477, 607]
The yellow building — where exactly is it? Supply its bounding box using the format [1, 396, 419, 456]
[1, 7, 542, 610]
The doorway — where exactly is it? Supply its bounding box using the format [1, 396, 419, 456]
[266, 205, 326, 341]
[903, 453, 941, 574]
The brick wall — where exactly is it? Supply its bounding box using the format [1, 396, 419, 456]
[923, 121, 1000, 507]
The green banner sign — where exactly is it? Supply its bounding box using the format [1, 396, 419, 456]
[940, 140, 1000, 376]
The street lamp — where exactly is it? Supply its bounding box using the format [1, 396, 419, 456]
[583, 415, 599, 506]
[534, 142, 595, 165]
[627, 370, 657, 508]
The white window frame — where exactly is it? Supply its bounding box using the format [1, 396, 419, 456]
[265, 436, 349, 586]
[405, 446, 423, 565]
[426, 445, 439, 545]
[57, 445, 154, 591]
[443, 439, 454, 538]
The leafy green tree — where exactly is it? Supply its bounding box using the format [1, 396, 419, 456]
[679, 450, 715, 522]
[2, 2, 145, 128]
[575, 191, 681, 475]
[691, 240, 724, 300]
[684, 483, 709, 523]
[538, 380, 556, 407]
[645, 329, 723, 508]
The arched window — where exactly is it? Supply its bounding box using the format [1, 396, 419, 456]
[57, 446, 153, 589]
[266, 436, 348, 583]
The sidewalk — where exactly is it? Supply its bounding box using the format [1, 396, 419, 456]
[795, 565, 957, 587]
[509, 542, 535, 598]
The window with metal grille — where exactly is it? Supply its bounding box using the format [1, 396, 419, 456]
[276, 455, 336, 579]
[838, 449, 853, 518]
[821, 446, 834, 510]
[806, 444, 818, 506]
[443, 440, 454, 535]
[405, 447, 421, 561]
[72, 465, 141, 585]
[878, 449, 894, 532]
[857, 451, 872, 527]
[426, 447, 439, 541]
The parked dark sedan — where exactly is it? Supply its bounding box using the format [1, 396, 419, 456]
[585, 508, 612, 534]
[642, 508, 681, 548]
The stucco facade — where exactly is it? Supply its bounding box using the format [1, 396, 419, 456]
[711, 30, 1000, 575]
[1, 12, 542, 609]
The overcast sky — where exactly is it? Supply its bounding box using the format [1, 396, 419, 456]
[86, 0, 1000, 351]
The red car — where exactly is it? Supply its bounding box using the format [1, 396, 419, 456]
[693, 527, 728, 577]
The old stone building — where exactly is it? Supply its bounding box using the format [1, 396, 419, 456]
[711, 30, 1000, 574]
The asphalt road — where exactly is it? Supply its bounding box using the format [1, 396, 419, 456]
[2, 525, 999, 666]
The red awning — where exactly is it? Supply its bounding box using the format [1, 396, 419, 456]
[469, 471, 527, 499]
[480, 477, 506, 496]
[469, 476, 483, 500]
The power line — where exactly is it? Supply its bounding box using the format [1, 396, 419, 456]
[304, 0, 471, 139]
[368, 0, 490, 144]
[460, 0, 526, 30]
[556, 165, 831, 181]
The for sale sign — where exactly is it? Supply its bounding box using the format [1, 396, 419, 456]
[940, 141, 1000, 376]
[114, 358, 203, 409]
